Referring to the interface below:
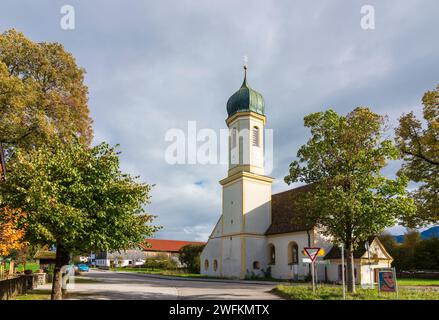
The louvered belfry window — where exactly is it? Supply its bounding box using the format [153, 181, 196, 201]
[252, 126, 260, 147]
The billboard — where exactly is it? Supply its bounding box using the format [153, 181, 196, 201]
[378, 270, 397, 292]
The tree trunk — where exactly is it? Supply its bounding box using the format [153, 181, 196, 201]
[51, 244, 70, 300]
[346, 245, 356, 293]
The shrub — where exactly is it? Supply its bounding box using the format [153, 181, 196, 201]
[179, 244, 205, 273]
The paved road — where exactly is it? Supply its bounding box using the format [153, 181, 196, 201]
[41, 269, 281, 300]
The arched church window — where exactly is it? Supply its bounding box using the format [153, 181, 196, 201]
[288, 242, 299, 265]
[213, 260, 218, 271]
[204, 259, 209, 271]
[231, 127, 237, 149]
[268, 244, 276, 265]
[252, 126, 260, 147]
[253, 261, 260, 269]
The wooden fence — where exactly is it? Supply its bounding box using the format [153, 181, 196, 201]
[0, 274, 39, 300]
[397, 270, 439, 279]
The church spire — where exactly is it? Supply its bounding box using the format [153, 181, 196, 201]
[226, 56, 265, 117]
[242, 55, 248, 87]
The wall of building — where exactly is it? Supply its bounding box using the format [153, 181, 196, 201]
[222, 180, 243, 235]
[244, 236, 269, 278]
[267, 231, 312, 280]
[200, 237, 222, 277]
[220, 235, 242, 278]
[243, 179, 271, 234]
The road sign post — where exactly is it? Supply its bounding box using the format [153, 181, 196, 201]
[340, 243, 346, 300]
[304, 247, 321, 294]
[365, 241, 374, 289]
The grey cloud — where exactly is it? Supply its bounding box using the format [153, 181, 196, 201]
[1, 0, 437, 240]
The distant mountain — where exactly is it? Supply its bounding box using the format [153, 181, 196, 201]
[394, 226, 439, 243]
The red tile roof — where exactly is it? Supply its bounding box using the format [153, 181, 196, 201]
[140, 239, 206, 253]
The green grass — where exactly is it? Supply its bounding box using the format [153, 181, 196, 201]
[70, 276, 101, 283]
[115, 267, 226, 279]
[14, 290, 51, 300]
[397, 278, 439, 286]
[273, 284, 439, 300]
[3, 262, 40, 273]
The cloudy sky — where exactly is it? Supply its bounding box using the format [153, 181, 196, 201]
[1, 1, 437, 241]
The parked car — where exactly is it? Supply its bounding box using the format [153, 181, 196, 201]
[76, 263, 89, 272]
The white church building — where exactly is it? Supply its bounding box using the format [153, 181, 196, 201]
[200, 67, 393, 284]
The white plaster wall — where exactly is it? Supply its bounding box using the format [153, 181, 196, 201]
[228, 116, 265, 175]
[326, 262, 362, 284]
[221, 236, 242, 278]
[244, 236, 269, 277]
[200, 237, 221, 277]
[243, 180, 271, 234]
[267, 232, 311, 280]
[222, 181, 243, 235]
[210, 216, 223, 238]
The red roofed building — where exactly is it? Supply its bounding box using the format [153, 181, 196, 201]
[141, 239, 206, 259]
[93, 239, 206, 268]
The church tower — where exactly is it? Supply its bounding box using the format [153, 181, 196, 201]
[217, 64, 273, 278]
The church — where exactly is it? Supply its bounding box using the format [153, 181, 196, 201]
[200, 66, 393, 285]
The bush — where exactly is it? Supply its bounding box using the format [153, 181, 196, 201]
[179, 244, 205, 273]
[141, 253, 179, 270]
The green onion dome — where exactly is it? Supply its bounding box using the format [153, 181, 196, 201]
[226, 69, 265, 117]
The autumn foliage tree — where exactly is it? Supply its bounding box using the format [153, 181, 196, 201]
[395, 85, 439, 227]
[0, 207, 27, 257]
[0, 29, 93, 272]
[0, 29, 93, 154]
[285, 108, 416, 293]
[0, 140, 159, 299]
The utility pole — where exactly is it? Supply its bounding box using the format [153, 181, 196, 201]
[340, 243, 346, 300]
[365, 241, 373, 289]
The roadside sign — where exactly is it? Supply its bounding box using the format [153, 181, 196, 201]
[378, 269, 397, 293]
[302, 258, 330, 265]
[304, 247, 321, 262]
[304, 247, 321, 294]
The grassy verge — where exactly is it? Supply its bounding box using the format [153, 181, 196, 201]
[3, 262, 40, 273]
[14, 289, 51, 300]
[115, 267, 218, 279]
[273, 284, 439, 300]
[69, 277, 101, 284]
[115, 268, 299, 282]
[398, 278, 439, 286]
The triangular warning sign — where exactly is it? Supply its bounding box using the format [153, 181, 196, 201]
[304, 247, 321, 262]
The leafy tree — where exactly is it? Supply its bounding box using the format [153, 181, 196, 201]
[378, 232, 397, 256]
[0, 207, 27, 257]
[0, 140, 159, 299]
[395, 85, 439, 227]
[380, 231, 439, 271]
[179, 244, 205, 273]
[414, 237, 439, 270]
[0, 29, 93, 155]
[285, 108, 416, 292]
